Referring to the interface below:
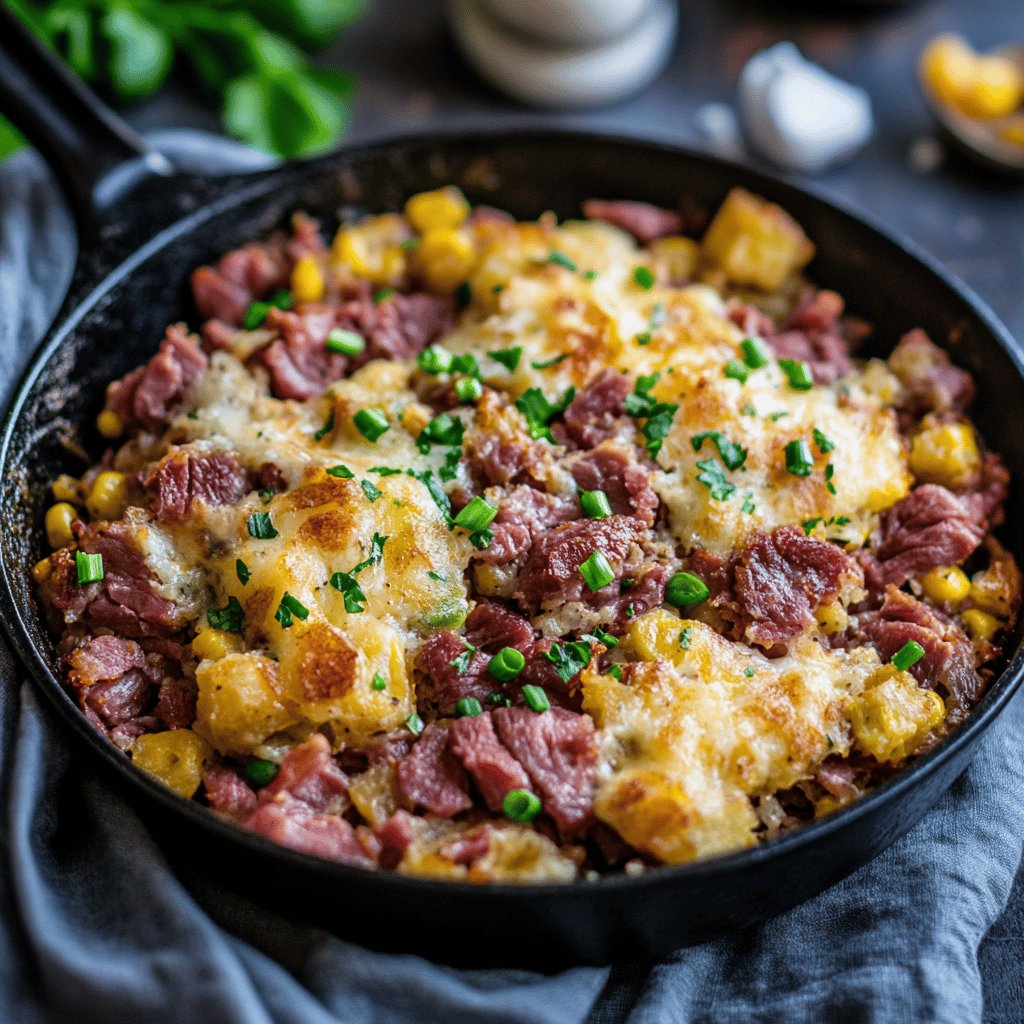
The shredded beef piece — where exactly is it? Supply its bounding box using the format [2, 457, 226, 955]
[258, 305, 347, 400]
[396, 724, 472, 817]
[106, 324, 207, 432]
[581, 199, 684, 244]
[958, 451, 1010, 529]
[464, 391, 555, 490]
[464, 602, 535, 652]
[865, 485, 982, 591]
[66, 635, 145, 689]
[374, 810, 416, 868]
[204, 764, 258, 817]
[416, 631, 493, 711]
[593, 561, 673, 630]
[859, 587, 982, 709]
[191, 241, 289, 325]
[477, 487, 577, 566]
[244, 801, 371, 865]
[492, 706, 597, 838]
[201, 318, 238, 351]
[556, 370, 632, 449]
[571, 443, 658, 527]
[260, 734, 349, 815]
[732, 527, 859, 647]
[359, 291, 456, 364]
[287, 213, 325, 260]
[515, 515, 646, 613]
[448, 713, 534, 811]
[256, 462, 288, 494]
[84, 671, 152, 727]
[155, 677, 197, 730]
[889, 328, 975, 417]
[439, 827, 492, 865]
[815, 759, 860, 802]
[44, 521, 186, 639]
[147, 451, 248, 521]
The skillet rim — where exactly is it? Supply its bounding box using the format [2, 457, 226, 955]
[2, 125, 1023, 902]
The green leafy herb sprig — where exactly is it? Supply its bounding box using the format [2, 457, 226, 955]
[2, 0, 364, 160]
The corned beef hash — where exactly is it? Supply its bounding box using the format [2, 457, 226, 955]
[34, 185, 1020, 881]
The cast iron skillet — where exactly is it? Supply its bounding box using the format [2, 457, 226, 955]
[2, 10, 1023, 968]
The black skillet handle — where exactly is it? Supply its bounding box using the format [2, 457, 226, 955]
[0, 5, 177, 240]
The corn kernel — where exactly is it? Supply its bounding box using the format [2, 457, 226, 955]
[908, 423, 980, 487]
[405, 186, 470, 233]
[411, 228, 476, 293]
[32, 557, 52, 584]
[650, 236, 700, 282]
[86, 471, 128, 521]
[961, 608, 1000, 643]
[921, 565, 971, 604]
[96, 409, 123, 440]
[45, 503, 77, 549]
[331, 214, 409, 286]
[132, 730, 211, 799]
[192, 629, 244, 662]
[920, 34, 978, 107]
[958, 55, 1024, 120]
[52, 474, 81, 504]
[290, 255, 325, 304]
[815, 601, 848, 635]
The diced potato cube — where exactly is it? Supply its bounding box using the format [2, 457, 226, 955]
[132, 729, 211, 798]
[849, 666, 945, 762]
[347, 760, 398, 827]
[701, 187, 814, 291]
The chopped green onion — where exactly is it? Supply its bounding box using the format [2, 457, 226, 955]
[666, 571, 710, 608]
[489, 346, 523, 372]
[274, 592, 309, 629]
[696, 458, 735, 501]
[515, 385, 577, 443]
[247, 512, 278, 539]
[75, 551, 104, 585]
[813, 427, 836, 453]
[521, 685, 550, 713]
[235, 559, 250, 586]
[785, 439, 814, 477]
[325, 328, 365, 355]
[244, 759, 279, 787]
[207, 595, 244, 633]
[453, 496, 498, 532]
[503, 788, 541, 822]
[418, 344, 454, 375]
[417, 412, 464, 450]
[371, 672, 388, 691]
[548, 250, 577, 271]
[580, 490, 612, 519]
[369, 467, 402, 477]
[405, 712, 425, 736]
[455, 697, 482, 717]
[779, 359, 814, 391]
[891, 640, 926, 671]
[451, 353, 480, 377]
[579, 550, 615, 592]
[354, 407, 389, 443]
[314, 411, 334, 442]
[455, 376, 483, 403]
[740, 336, 771, 368]
[373, 287, 396, 303]
[243, 302, 271, 330]
[488, 647, 525, 682]
[724, 359, 749, 383]
[633, 265, 656, 289]
[608, 664, 623, 680]
[585, 626, 619, 649]
[326, 464, 354, 479]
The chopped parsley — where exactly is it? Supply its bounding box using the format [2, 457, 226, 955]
[582, 269, 599, 282]
[489, 346, 523, 372]
[371, 673, 388, 691]
[455, 281, 472, 310]
[450, 640, 478, 675]
[406, 468, 451, 521]
[313, 411, 335, 442]
[690, 431, 746, 470]
[542, 640, 592, 683]
[813, 428, 836, 454]
[515, 386, 576, 442]
[246, 512, 278, 539]
[258, 486, 276, 504]
[439, 448, 462, 482]
[360, 479, 382, 503]
[825, 463, 837, 495]
[744, 667, 755, 677]
[624, 373, 678, 460]
[326, 464, 354, 479]
[329, 572, 366, 613]
[531, 353, 570, 370]
[235, 559, 250, 586]
[696, 458, 736, 501]
[767, 410, 790, 422]
[274, 592, 309, 629]
[679, 628, 693, 650]
[741, 493, 756, 514]
[427, 570, 447, 582]
[207, 596, 244, 633]
[417, 412, 465, 451]
[608, 664, 623, 680]
[369, 466, 403, 477]
[547, 250, 577, 272]
[636, 302, 667, 346]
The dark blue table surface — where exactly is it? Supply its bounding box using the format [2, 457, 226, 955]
[124, 1, 1024, 1017]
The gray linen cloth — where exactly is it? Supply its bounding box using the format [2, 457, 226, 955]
[1, 131, 1022, 1024]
